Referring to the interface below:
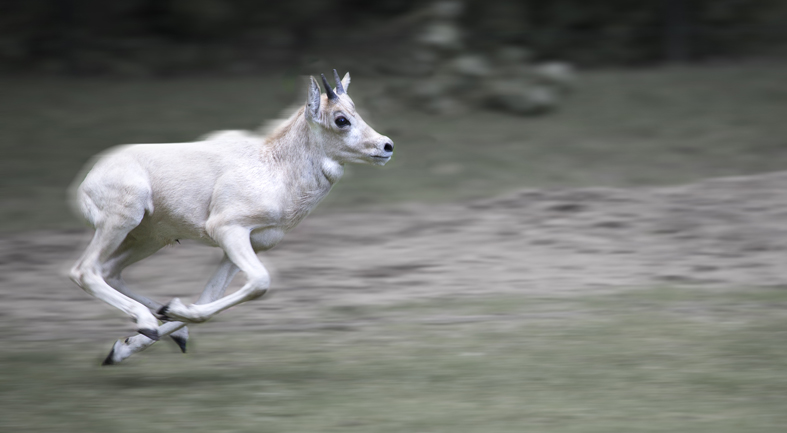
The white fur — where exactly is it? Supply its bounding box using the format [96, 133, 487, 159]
[69, 73, 393, 364]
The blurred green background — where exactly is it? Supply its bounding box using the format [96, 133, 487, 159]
[3, 0, 787, 232]
[3, 63, 787, 231]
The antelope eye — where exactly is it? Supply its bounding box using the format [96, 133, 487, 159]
[335, 116, 350, 128]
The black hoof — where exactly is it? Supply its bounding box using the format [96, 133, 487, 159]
[157, 305, 171, 321]
[102, 345, 116, 366]
[138, 328, 160, 341]
[170, 335, 188, 353]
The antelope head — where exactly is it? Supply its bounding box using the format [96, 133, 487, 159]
[305, 70, 394, 166]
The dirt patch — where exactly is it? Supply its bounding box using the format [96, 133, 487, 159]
[4, 172, 787, 343]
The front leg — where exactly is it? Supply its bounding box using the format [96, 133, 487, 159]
[159, 225, 272, 323]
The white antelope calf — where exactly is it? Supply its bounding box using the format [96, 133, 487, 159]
[69, 71, 394, 365]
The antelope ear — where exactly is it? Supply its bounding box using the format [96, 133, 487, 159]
[306, 76, 321, 120]
[341, 72, 351, 92]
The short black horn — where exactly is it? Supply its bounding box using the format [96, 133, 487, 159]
[333, 69, 345, 95]
[320, 74, 338, 100]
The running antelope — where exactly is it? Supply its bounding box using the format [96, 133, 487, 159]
[69, 71, 394, 365]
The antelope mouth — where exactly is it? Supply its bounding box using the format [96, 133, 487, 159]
[369, 154, 391, 165]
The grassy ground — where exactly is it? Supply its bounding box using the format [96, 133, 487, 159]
[2, 62, 787, 231]
[3, 287, 787, 432]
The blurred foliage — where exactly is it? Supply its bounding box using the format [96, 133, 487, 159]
[463, 0, 787, 64]
[0, 0, 785, 75]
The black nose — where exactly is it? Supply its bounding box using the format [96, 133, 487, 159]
[383, 142, 394, 153]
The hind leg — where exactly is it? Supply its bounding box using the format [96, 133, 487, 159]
[103, 236, 190, 350]
[70, 210, 161, 340]
[107, 274, 190, 352]
[104, 235, 165, 310]
[102, 254, 239, 365]
[106, 275, 184, 336]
